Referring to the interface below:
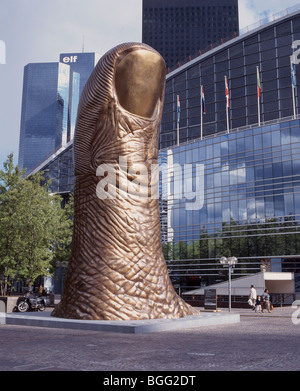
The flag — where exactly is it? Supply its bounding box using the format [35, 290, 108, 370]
[201, 86, 206, 114]
[257, 67, 262, 99]
[291, 59, 296, 88]
[291, 56, 297, 118]
[177, 95, 180, 124]
[225, 76, 230, 108]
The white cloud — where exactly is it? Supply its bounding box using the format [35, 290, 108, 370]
[239, 0, 300, 30]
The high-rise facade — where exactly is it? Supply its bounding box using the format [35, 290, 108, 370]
[59, 52, 100, 141]
[59, 52, 101, 96]
[142, 0, 239, 69]
[18, 52, 99, 172]
[18, 62, 74, 172]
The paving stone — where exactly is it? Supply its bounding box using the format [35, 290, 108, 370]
[0, 307, 299, 372]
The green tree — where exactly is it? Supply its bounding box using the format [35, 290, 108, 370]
[50, 194, 74, 270]
[0, 154, 25, 294]
[0, 154, 73, 294]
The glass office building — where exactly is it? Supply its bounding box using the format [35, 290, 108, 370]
[18, 53, 99, 173]
[143, 0, 239, 70]
[157, 7, 300, 288]
[159, 117, 300, 287]
[59, 52, 101, 96]
[38, 143, 74, 198]
[18, 62, 76, 172]
[160, 6, 300, 149]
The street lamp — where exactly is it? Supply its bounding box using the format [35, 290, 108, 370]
[219, 256, 238, 312]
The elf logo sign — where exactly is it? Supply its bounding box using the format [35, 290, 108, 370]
[62, 56, 78, 63]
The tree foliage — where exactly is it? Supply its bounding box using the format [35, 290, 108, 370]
[0, 154, 73, 295]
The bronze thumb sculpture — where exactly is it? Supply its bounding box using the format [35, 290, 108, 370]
[52, 42, 199, 320]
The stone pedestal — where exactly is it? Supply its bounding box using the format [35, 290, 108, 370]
[0, 311, 240, 334]
[0, 296, 19, 313]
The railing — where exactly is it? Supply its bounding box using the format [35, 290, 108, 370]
[270, 293, 296, 306]
[239, 4, 300, 36]
[182, 293, 251, 308]
[182, 293, 297, 308]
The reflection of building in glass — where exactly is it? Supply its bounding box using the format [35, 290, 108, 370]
[159, 150, 170, 244]
[59, 53, 101, 96]
[36, 143, 74, 198]
[18, 53, 99, 172]
[70, 72, 80, 140]
[18, 62, 73, 172]
[159, 117, 300, 286]
[33, 9, 300, 291]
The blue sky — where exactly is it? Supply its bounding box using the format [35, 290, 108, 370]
[0, 0, 299, 168]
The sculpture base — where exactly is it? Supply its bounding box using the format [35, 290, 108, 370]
[0, 311, 240, 334]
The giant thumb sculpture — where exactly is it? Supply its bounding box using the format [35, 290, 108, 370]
[52, 42, 199, 320]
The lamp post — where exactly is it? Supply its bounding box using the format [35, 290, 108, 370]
[219, 256, 238, 312]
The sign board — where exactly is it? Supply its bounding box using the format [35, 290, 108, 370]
[62, 56, 78, 63]
[204, 288, 217, 311]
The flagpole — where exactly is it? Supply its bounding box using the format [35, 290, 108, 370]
[257, 66, 261, 126]
[225, 76, 229, 134]
[292, 80, 296, 119]
[226, 103, 229, 134]
[177, 95, 180, 146]
[200, 85, 203, 140]
[291, 56, 296, 119]
[258, 95, 261, 127]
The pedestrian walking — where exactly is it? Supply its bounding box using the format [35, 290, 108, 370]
[249, 285, 257, 310]
[255, 295, 262, 313]
[262, 289, 271, 313]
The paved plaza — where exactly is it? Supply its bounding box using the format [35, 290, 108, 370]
[0, 306, 299, 373]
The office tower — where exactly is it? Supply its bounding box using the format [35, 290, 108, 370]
[18, 62, 75, 172]
[59, 52, 101, 95]
[142, 0, 239, 69]
[18, 52, 99, 172]
[59, 52, 100, 140]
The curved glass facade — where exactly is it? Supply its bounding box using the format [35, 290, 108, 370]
[160, 10, 300, 148]
[159, 117, 300, 286]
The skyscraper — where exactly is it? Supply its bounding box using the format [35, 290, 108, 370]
[59, 52, 101, 96]
[18, 52, 99, 172]
[142, 0, 239, 69]
[59, 52, 100, 139]
[18, 62, 73, 172]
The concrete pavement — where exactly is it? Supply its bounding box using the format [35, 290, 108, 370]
[0, 306, 299, 373]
